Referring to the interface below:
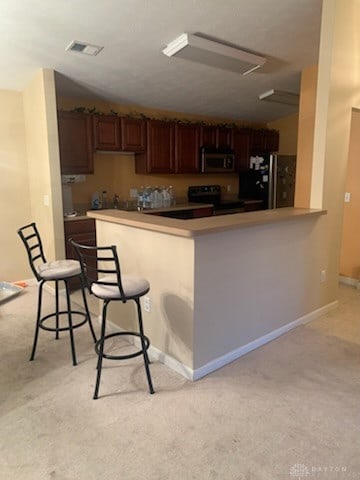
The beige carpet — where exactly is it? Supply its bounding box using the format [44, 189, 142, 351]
[0, 283, 359, 480]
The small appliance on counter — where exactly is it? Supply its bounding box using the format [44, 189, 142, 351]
[188, 185, 244, 215]
[61, 174, 86, 217]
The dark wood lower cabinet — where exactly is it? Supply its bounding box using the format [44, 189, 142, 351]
[64, 219, 96, 290]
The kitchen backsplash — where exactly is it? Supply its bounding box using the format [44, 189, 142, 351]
[70, 152, 240, 208]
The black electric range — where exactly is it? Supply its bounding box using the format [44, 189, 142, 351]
[188, 185, 245, 216]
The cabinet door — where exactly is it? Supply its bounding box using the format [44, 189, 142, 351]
[93, 115, 121, 151]
[145, 120, 175, 173]
[217, 127, 234, 149]
[265, 130, 280, 152]
[58, 111, 93, 174]
[251, 130, 268, 154]
[175, 124, 201, 173]
[121, 117, 146, 152]
[200, 126, 217, 148]
[64, 219, 96, 290]
[233, 129, 251, 171]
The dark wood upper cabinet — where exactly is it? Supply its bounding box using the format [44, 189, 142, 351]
[217, 127, 233, 149]
[92, 116, 146, 152]
[58, 111, 94, 174]
[200, 125, 217, 148]
[200, 125, 233, 149]
[265, 130, 280, 153]
[121, 117, 146, 152]
[250, 129, 279, 154]
[175, 124, 201, 173]
[135, 120, 175, 174]
[233, 129, 251, 171]
[93, 115, 121, 151]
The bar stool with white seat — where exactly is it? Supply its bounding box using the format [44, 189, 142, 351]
[17, 222, 97, 365]
[69, 239, 154, 399]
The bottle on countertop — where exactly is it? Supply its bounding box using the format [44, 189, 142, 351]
[168, 186, 176, 206]
[152, 186, 163, 208]
[91, 191, 101, 209]
[113, 193, 120, 209]
[102, 190, 108, 209]
[137, 186, 144, 210]
[162, 186, 171, 208]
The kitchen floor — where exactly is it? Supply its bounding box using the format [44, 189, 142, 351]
[71, 287, 100, 317]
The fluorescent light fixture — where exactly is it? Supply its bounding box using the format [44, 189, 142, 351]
[66, 41, 103, 56]
[259, 89, 299, 106]
[162, 33, 266, 75]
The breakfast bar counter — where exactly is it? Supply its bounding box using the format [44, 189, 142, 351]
[87, 207, 328, 380]
[87, 207, 325, 238]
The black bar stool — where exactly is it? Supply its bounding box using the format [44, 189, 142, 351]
[70, 239, 154, 399]
[17, 222, 97, 365]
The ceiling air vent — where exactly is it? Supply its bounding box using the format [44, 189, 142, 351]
[66, 41, 103, 56]
[162, 33, 266, 75]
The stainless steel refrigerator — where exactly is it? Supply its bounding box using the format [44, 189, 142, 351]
[238, 154, 297, 209]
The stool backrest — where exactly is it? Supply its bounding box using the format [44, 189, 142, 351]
[69, 239, 126, 298]
[17, 222, 47, 281]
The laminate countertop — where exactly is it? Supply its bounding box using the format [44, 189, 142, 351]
[87, 207, 326, 238]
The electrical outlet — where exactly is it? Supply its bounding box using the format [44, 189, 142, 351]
[344, 192, 351, 203]
[144, 296, 151, 312]
[43, 195, 49, 206]
[320, 270, 326, 283]
[226, 185, 231, 192]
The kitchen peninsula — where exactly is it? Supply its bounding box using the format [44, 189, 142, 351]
[88, 207, 326, 380]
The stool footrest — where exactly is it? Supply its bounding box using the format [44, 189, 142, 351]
[95, 331, 150, 361]
[39, 311, 88, 332]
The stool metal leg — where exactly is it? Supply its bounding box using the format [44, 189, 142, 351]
[30, 280, 44, 361]
[135, 298, 154, 394]
[93, 301, 108, 399]
[64, 280, 77, 366]
[55, 281, 60, 340]
[80, 276, 97, 343]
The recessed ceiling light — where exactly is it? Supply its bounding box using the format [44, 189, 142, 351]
[162, 33, 266, 75]
[258, 89, 299, 106]
[66, 41, 103, 56]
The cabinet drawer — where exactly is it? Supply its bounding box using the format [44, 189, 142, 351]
[64, 219, 95, 235]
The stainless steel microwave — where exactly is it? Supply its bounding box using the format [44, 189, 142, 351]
[200, 148, 235, 173]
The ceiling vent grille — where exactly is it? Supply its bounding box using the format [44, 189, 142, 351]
[162, 33, 266, 75]
[66, 41, 103, 56]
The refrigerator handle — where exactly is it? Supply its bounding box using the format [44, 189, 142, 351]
[268, 155, 275, 208]
[272, 155, 278, 208]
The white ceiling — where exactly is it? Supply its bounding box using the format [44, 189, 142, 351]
[0, 0, 322, 123]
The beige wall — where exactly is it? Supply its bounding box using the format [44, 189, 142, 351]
[294, 65, 318, 208]
[0, 69, 64, 282]
[304, 0, 360, 301]
[23, 69, 64, 262]
[0, 90, 31, 281]
[57, 96, 264, 206]
[340, 109, 360, 279]
[96, 220, 195, 370]
[267, 112, 298, 155]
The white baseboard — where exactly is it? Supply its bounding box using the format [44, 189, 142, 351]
[102, 300, 338, 382]
[339, 275, 360, 288]
[192, 300, 338, 380]
[102, 317, 194, 380]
